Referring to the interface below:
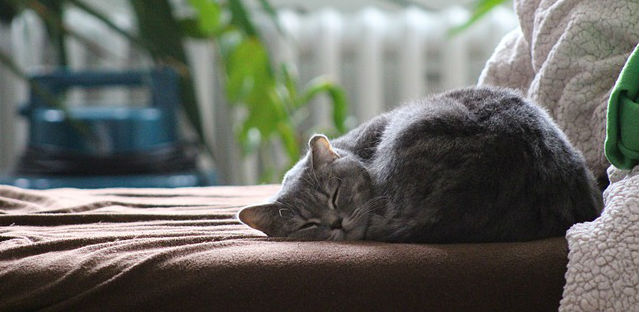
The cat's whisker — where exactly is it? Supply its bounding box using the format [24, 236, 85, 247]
[309, 166, 321, 188]
[348, 196, 387, 225]
[274, 200, 296, 212]
[300, 175, 317, 189]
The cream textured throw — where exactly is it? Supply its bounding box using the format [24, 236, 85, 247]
[559, 166, 639, 311]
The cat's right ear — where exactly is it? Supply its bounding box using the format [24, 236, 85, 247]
[237, 203, 288, 237]
[309, 134, 340, 169]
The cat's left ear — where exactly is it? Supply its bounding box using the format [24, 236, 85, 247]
[237, 203, 289, 236]
[309, 134, 340, 169]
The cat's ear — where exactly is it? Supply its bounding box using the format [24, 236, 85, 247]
[309, 134, 340, 169]
[237, 203, 289, 236]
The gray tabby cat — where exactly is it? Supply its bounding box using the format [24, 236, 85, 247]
[238, 87, 603, 243]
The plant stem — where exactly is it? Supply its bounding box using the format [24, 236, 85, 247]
[14, 0, 113, 59]
[67, 0, 152, 58]
[129, 0, 208, 159]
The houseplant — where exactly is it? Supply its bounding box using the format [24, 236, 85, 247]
[0, 0, 348, 183]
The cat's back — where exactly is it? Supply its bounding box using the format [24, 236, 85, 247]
[380, 87, 595, 184]
[390, 87, 550, 138]
[378, 87, 559, 164]
[442, 87, 556, 136]
[372, 87, 602, 242]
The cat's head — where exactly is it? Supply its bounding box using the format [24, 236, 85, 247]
[238, 134, 378, 240]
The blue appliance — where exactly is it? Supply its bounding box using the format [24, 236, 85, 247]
[0, 68, 215, 189]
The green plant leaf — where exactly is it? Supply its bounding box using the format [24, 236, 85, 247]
[178, 18, 210, 39]
[448, 0, 509, 36]
[245, 85, 286, 139]
[276, 121, 300, 164]
[228, 0, 257, 37]
[276, 64, 297, 111]
[299, 77, 348, 134]
[225, 37, 270, 102]
[187, 0, 221, 36]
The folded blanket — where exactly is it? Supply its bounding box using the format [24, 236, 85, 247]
[559, 166, 639, 311]
[0, 185, 570, 311]
[478, 0, 639, 182]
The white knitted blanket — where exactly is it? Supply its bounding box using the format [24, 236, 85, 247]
[478, 0, 639, 311]
[560, 166, 639, 311]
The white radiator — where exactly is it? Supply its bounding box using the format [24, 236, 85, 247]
[0, 6, 517, 184]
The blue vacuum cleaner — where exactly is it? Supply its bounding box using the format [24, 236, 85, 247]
[0, 68, 215, 189]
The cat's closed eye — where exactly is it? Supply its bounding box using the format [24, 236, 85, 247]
[330, 184, 340, 210]
[298, 221, 320, 230]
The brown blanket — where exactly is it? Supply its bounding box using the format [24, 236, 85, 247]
[0, 185, 568, 312]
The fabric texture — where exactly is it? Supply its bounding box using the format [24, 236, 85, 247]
[0, 185, 569, 312]
[478, 0, 639, 181]
[559, 166, 639, 311]
[605, 43, 639, 169]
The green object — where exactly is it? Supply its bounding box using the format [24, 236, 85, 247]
[605, 43, 639, 169]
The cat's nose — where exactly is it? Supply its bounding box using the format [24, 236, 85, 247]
[330, 216, 343, 229]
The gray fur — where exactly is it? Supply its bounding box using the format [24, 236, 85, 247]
[238, 87, 603, 243]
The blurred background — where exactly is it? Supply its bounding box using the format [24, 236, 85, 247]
[0, 0, 517, 188]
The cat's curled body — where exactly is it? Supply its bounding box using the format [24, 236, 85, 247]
[239, 87, 602, 243]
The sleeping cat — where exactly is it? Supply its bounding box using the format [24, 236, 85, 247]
[238, 87, 603, 243]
